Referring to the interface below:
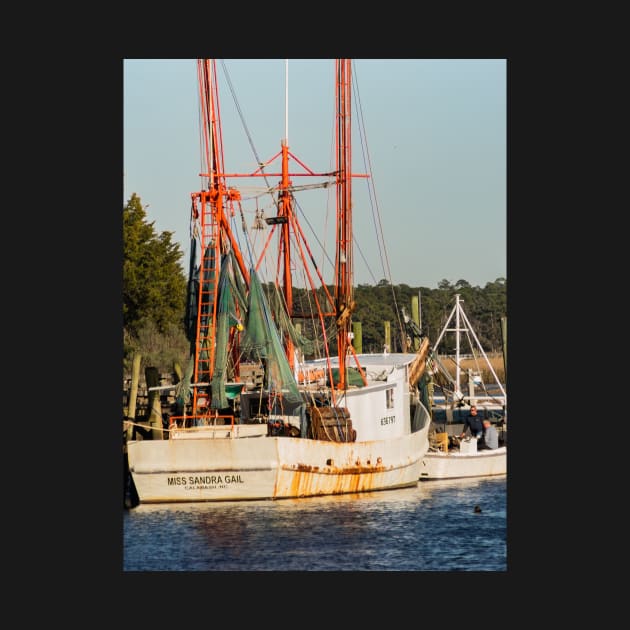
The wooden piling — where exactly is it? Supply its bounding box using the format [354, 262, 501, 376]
[145, 367, 164, 440]
[411, 295, 420, 351]
[125, 352, 142, 442]
[501, 316, 507, 379]
[352, 321, 363, 353]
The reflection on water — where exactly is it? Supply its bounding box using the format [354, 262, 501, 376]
[123, 476, 506, 571]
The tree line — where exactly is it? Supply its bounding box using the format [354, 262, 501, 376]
[123, 194, 506, 376]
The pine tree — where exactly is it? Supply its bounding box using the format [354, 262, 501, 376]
[123, 193, 188, 373]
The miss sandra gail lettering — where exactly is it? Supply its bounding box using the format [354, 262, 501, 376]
[167, 474, 244, 486]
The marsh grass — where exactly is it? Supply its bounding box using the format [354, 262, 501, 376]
[441, 352, 505, 385]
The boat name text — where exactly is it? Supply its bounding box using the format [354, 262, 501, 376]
[167, 474, 244, 489]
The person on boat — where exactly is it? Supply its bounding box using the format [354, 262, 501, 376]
[459, 406, 484, 439]
[478, 419, 499, 450]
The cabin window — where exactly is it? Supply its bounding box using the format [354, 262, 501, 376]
[386, 388, 394, 409]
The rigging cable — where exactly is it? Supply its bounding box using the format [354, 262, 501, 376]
[352, 61, 406, 348]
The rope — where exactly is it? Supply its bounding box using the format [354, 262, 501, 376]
[124, 417, 240, 434]
[123, 419, 176, 433]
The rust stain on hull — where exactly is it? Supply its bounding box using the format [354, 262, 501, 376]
[279, 460, 417, 497]
[291, 462, 387, 475]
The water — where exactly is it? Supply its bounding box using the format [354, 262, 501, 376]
[123, 476, 506, 571]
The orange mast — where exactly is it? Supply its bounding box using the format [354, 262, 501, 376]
[335, 59, 354, 390]
[190, 59, 248, 412]
[190, 59, 223, 406]
[278, 138, 295, 369]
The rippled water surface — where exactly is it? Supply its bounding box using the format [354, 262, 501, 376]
[123, 476, 506, 571]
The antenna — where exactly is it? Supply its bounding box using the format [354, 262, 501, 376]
[285, 59, 289, 143]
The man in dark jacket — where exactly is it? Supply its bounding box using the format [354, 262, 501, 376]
[459, 406, 484, 439]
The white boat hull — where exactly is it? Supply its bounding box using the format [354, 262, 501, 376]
[127, 427, 429, 502]
[419, 446, 506, 480]
[127, 352, 432, 503]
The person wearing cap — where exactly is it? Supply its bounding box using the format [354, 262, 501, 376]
[478, 419, 499, 450]
[459, 406, 484, 439]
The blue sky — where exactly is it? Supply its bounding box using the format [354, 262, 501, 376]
[123, 59, 506, 289]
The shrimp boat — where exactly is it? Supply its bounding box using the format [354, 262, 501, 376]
[420, 294, 507, 480]
[126, 59, 432, 503]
